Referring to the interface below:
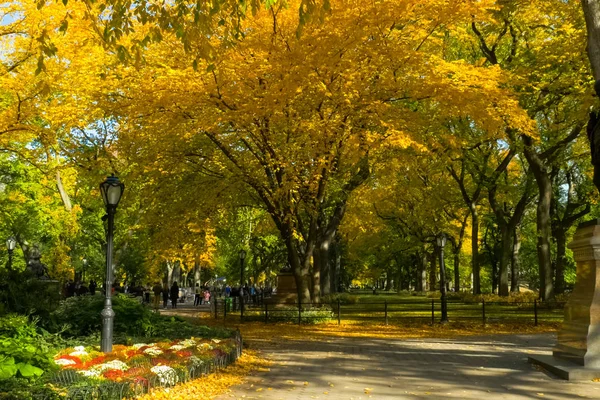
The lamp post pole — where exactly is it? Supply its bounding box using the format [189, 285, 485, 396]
[101, 205, 116, 353]
[6, 237, 15, 270]
[437, 233, 449, 323]
[99, 174, 124, 353]
[82, 258, 88, 283]
[239, 250, 246, 318]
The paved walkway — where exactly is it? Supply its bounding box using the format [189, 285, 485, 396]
[218, 333, 599, 400]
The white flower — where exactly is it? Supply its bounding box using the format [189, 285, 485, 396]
[198, 343, 213, 350]
[151, 365, 178, 385]
[144, 347, 163, 356]
[188, 356, 204, 367]
[211, 339, 221, 344]
[92, 360, 129, 372]
[74, 346, 86, 352]
[132, 343, 149, 350]
[69, 350, 88, 357]
[54, 358, 76, 366]
[169, 344, 185, 351]
[77, 369, 101, 377]
[179, 339, 196, 348]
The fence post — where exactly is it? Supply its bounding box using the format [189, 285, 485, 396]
[534, 300, 538, 326]
[214, 297, 218, 319]
[384, 300, 388, 325]
[240, 296, 244, 322]
[337, 299, 341, 325]
[224, 298, 227, 319]
[233, 296, 237, 312]
[298, 299, 302, 325]
[265, 302, 268, 323]
[482, 299, 486, 326]
[431, 299, 435, 325]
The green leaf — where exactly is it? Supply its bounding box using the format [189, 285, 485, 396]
[0, 356, 17, 379]
[16, 363, 44, 378]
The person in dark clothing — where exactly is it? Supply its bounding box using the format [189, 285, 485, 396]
[152, 282, 162, 310]
[89, 280, 97, 296]
[66, 280, 76, 297]
[170, 282, 179, 309]
[162, 283, 169, 308]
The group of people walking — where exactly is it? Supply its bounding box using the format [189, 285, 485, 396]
[151, 281, 180, 309]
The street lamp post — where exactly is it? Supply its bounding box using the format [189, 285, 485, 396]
[82, 258, 88, 283]
[99, 174, 125, 353]
[239, 250, 246, 318]
[6, 237, 16, 270]
[436, 233, 448, 323]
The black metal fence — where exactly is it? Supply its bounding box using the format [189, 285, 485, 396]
[212, 297, 566, 326]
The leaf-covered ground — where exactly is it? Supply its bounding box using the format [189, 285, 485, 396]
[136, 350, 270, 400]
[142, 315, 560, 399]
[197, 317, 560, 343]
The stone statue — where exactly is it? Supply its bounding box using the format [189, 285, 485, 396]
[26, 245, 51, 280]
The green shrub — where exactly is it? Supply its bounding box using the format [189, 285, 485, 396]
[49, 294, 153, 337]
[430, 291, 544, 303]
[50, 294, 235, 341]
[0, 269, 61, 324]
[246, 306, 333, 324]
[0, 377, 61, 400]
[322, 293, 359, 304]
[0, 315, 56, 381]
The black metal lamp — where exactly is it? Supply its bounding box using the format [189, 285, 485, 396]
[99, 174, 124, 353]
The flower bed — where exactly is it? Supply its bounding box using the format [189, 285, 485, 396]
[49, 332, 242, 399]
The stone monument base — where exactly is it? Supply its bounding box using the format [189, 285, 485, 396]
[266, 271, 298, 305]
[528, 220, 600, 380]
[528, 355, 600, 380]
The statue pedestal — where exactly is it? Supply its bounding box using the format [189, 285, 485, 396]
[529, 220, 600, 379]
[266, 271, 297, 305]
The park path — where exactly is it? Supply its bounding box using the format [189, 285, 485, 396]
[216, 332, 599, 400]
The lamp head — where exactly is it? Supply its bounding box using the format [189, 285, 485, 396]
[239, 249, 246, 260]
[436, 233, 446, 247]
[99, 174, 125, 208]
[6, 237, 16, 252]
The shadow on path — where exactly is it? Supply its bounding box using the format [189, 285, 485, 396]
[218, 333, 599, 400]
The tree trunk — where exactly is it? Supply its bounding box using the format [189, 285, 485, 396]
[499, 226, 511, 296]
[194, 262, 201, 288]
[537, 191, 554, 301]
[318, 237, 332, 297]
[284, 234, 312, 304]
[511, 229, 521, 293]
[522, 139, 555, 301]
[56, 170, 72, 212]
[311, 263, 320, 304]
[453, 251, 460, 293]
[429, 248, 437, 292]
[582, 1, 600, 81]
[555, 227, 567, 294]
[470, 205, 481, 294]
[166, 261, 174, 287]
[332, 240, 341, 293]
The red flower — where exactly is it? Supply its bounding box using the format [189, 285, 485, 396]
[126, 349, 140, 358]
[124, 367, 147, 377]
[133, 376, 149, 386]
[103, 369, 125, 381]
[80, 355, 107, 370]
[176, 350, 193, 358]
[151, 358, 170, 366]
